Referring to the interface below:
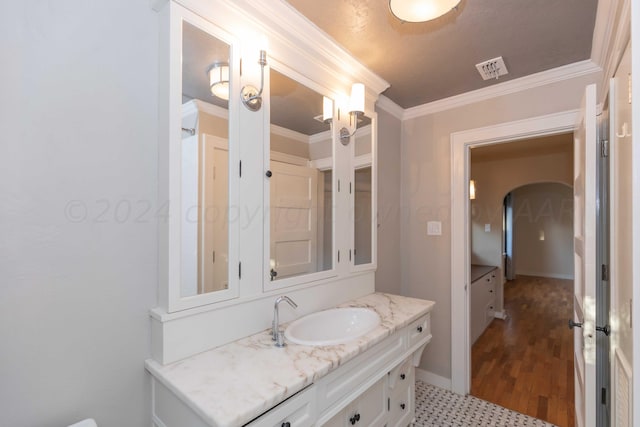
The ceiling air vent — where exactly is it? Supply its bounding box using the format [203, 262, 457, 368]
[475, 56, 508, 80]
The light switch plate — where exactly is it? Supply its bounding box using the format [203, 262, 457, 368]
[484, 224, 491, 232]
[427, 221, 442, 236]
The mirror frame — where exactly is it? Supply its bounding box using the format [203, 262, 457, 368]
[167, 5, 241, 313]
[350, 113, 378, 273]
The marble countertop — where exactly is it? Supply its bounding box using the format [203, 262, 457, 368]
[145, 292, 435, 427]
[470, 264, 498, 283]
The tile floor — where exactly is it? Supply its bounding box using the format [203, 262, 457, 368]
[414, 381, 557, 427]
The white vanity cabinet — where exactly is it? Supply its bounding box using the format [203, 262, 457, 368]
[470, 266, 498, 344]
[321, 377, 387, 427]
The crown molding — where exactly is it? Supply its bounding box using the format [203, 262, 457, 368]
[238, 0, 390, 96]
[270, 124, 309, 143]
[403, 60, 601, 120]
[376, 95, 404, 120]
[308, 130, 332, 144]
[592, 0, 630, 102]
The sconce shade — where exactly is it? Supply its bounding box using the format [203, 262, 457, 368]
[323, 96, 333, 123]
[349, 83, 365, 114]
[469, 179, 476, 200]
[208, 63, 230, 100]
[389, 0, 461, 22]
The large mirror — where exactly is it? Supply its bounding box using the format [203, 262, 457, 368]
[180, 21, 232, 298]
[353, 115, 373, 266]
[268, 69, 334, 284]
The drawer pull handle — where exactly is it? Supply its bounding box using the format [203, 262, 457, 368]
[417, 326, 423, 333]
[349, 413, 361, 425]
[400, 403, 406, 410]
[281, 423, 290, 427]
[400, 373, 406, 380]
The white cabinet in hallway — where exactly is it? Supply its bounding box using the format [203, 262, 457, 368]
[470, 266, 498, 344]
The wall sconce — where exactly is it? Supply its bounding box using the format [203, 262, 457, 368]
[207, 62, 230, 100]
[241, 49, 267, 111]
[469, 179, 476, 200]
[322, 96, 333, 124]
[339, 83, 365, 145]
[389, 0, 461, 23]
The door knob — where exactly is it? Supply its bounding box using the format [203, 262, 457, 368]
[266, 170, 272, 178]
[568, 319, 583, 329]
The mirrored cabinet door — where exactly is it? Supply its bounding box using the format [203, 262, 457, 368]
[266, 68, 335, 289]
[353, 115, 375, 267]
[169, 10, 239, 312]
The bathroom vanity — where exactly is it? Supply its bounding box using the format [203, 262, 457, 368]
[147, 1, 435, 426]
[469, 265, 499, 344]
[146, 293, 434, 426]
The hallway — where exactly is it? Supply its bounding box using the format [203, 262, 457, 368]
[471, 275, 574, 427]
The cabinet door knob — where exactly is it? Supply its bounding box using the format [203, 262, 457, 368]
[266, 170, 272, 178]
[400, 403, 406, 410]
[417, 326, 423, 333]
[281, 423, 290, 427]
[400, 373, 406, 380]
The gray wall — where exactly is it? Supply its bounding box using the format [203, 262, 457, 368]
[513, 183, 574, 279]
[374, 108, 402, 295]
[0, 2, 158, 426]
[400, 71, 600, 380]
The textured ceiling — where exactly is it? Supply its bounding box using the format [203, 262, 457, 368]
[285, 0, 599, 108]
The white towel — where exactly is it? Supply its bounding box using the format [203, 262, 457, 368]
[68, 419, 97, 427]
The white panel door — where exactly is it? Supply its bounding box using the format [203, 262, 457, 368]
[270, 161, 318, 280]
[200, 135, 229, 293]
[572, 83, 597, 427]
[610, 42, 634, 427]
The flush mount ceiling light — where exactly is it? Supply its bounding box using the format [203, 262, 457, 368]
[389, 0, 461, 23]
[207, 62, 229, 100]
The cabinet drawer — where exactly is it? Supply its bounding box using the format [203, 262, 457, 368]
[388, 356, 412, 391]
[408, 314, 430, 348]
[319, 377, 386, 427]
[245, 386, 315, 427]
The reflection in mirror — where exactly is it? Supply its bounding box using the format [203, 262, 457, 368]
[180, 21, 231, 297]
[354, 115, 373, 266]
[269, 69, 334, 282]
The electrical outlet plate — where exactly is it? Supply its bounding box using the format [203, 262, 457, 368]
[427, 221, 442, 236]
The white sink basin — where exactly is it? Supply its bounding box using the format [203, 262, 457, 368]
[284, 307, 381, 346]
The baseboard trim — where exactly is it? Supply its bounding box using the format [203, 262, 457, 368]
[515, 271, 574, 280]
[415, 368, 452, 391]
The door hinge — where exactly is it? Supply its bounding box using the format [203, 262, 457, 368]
[239, 58, 243, 76]
[239, 160, 242, 177]
[338, 179, 341, 192]
[349, 182, 352, 194]
[337, 250, 340, 263]
[212, 251, 215, 264]
[601, 264, 609, 281]
[238, 262, 242, 279]
[601, 387, 607, 405]
[349, 249, 352, 262]
[387, 397, 390, 411]
[601, 140, 609, 157]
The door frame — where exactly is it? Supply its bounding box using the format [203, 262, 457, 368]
[450, 109, 579, 394]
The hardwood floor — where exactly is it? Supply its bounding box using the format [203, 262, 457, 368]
[471, 275, 575, 427]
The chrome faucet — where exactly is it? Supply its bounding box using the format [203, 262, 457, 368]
[272, 295, 297, 347]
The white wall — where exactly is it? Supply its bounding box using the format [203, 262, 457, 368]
[0, 2, 158, 426]
[374, 108, 402, 295]
[400, 71, 600, 380]
[512, 183, 574, 279]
